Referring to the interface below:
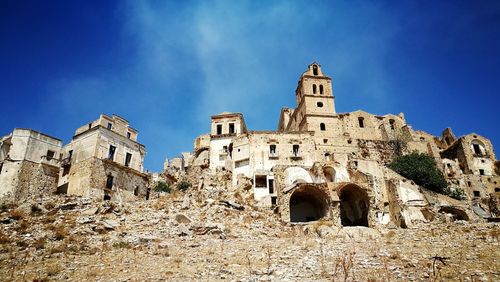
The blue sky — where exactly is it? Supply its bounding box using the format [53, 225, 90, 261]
[1, 1, 499, 171]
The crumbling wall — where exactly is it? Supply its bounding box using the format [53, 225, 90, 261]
[3, 161, 59, 201]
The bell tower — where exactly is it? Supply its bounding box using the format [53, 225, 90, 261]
[291, 62, 336, 132]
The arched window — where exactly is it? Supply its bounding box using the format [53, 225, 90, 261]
[358, 117, 365, 128]
[471, 140, 486, 156]
[319, 85, 324, 94]
[320, 123, 326, 131]
[389, 119, 395, 130]
[312, 84, 317, 94]
[313, 65, 318, 75]
[317, 102, 323, 108]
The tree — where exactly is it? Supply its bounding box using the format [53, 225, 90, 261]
[176, 180, 191, 192]
[388, 152, 447, 193]
[154, 181, 171, 193]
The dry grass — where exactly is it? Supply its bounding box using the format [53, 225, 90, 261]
[9, 209, 25, 220]
[33, 238, 46, 250]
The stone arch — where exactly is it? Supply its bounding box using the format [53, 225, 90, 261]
[289, 185, 330, 222]
[438, 206, 469, 221]
[323, 166, 336, 182]
[337, 183, 369, 226]
[193, 148, 209, 166]
[471, 139, 486, 156]
[284, 166, 313, 188]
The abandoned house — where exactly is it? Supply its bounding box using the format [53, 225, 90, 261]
[179, 62, 500, 227]
[0, 114, 149, 202]
[57, 114, 149, 201]
[0, 129, 62, 200]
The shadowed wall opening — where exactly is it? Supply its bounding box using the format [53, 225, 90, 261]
[338, 184, 369, 226]
[290, 186, 328, 222]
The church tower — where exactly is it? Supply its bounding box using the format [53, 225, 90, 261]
[287, 62, 336, 132]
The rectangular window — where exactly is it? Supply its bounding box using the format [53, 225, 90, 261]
[473, 191, 480, 197]
[223, 145, 228, 153]
[125, 153, 132, 167]
[229, 123, 235, 134]
[106, 175, 114, 189]
[271, 196, 277, 206]
[269, 144, 277, 157]
[108, 145, 116, 161]
[216, 124, 222, 135]
[255, 175, 267, 188]
[107, 122, 112, 130]
[46, 150, 55, 161]
[479, 169, 485, 175]
[88, 123, 92, 129]
[0, 163, 3, 174]
[358, 117, 365, 128]
[467, 181, 472, 187]
[268, 179, 274, 194]
[127, 132, 131, 139]
[292, 145, 300, 157]
[473, 144, 481, 155]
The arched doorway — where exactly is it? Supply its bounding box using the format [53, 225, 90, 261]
[289, 185, 329, 222]
[338, 184, 369, 226]
[323, 166, 336, 182]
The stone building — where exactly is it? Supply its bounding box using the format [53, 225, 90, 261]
[182, 62, 500, 227]
[0, 129, 62, 200]
[57, 114, 149, 201]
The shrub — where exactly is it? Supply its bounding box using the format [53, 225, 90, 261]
[176, 180, 191, 192]
[444, 187, 466, 200]
[154, 181, 172, 193]
[388, 152, 447, 193]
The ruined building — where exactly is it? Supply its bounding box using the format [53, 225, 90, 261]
[0, 114, 149, 201]
[179, 62, 500, 227]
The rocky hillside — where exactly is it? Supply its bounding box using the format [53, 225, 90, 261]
[0, 186, 499, 281]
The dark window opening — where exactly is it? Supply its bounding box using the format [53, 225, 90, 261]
[46, 150, 55, 161]
[339, 184, 369, 227]
[312, 84, 317, 94]
[134, 186, 139, 196]
[479, 169, 485, 175]
[127, 132, 131, 139]
[88, 123, 92, 129]
[292, 145, 300, 157]
[107, 122, 112, 130]
[319, 85, 324, 94]
[320, 123, 326, 131]
[0, 163, 3, 174]
[271, 196, 277, 206]
[106, 175, 114, 189]
[473, 191, 480, 197]
[255, 175, 267, 188]
[467, 181, 472, 187]
[223, 145, 228, 153]
[313, 65, 318, 75]
[323, 139, 328, 144]
[229, 123, 235, 134]
[68, 150, 73, 160]
[473, 143, 482, 155]
[389, 119, 395, 130]
[108, 145, 116, 161]
[216, 124, 222, 135]
[317, 102, 323, 108]
[268, 179, 274, 194]
[446, 163, 452, 168]
[146, 188, 151, 200]
[358, 117, 365, 128]
[103, 192, 111, 201]
[495, 188, 500, 192]
[125, 153, 132, 167]
[62, 166, 70, 176]
[269, 144, 276, 156]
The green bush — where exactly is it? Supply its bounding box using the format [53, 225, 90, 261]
[154, 181, 171, 193]
[443, 187, 466, 200]
[388, 152, 448, 193]
[176, 180, 191, 192]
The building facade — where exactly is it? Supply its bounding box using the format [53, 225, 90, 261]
[183, 62, 500, 227]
